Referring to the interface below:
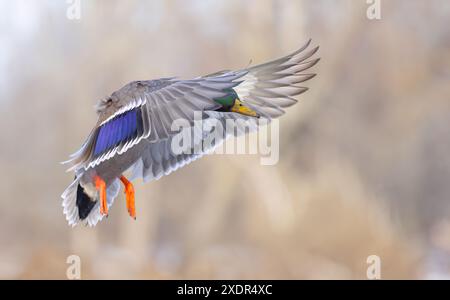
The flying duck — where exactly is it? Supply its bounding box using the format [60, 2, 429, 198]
[61, 40, 319, 226]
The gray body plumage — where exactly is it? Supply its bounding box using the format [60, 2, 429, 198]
[62, 40, 320, 227]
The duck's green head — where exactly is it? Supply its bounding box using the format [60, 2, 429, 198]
[214, 89, 259, 118]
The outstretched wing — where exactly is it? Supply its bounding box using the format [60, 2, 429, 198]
[64, 40, 319, 172]
[234, 39, 319, 118]
[130, 40, 320, 182]
[64, 72, 247, 171]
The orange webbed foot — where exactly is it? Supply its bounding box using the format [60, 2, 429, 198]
[94, 175, 108, 216]
[120, 175, 136, 219]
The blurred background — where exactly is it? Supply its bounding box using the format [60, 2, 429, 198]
[0, 0, 449, 279]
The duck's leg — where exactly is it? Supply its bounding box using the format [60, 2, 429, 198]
[120, 175, 136, 219]
[94, 175, 108, 216]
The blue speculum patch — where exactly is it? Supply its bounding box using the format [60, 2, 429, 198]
[93, 109, 138, 157]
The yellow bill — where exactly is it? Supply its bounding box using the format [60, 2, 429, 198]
[231, 99, 260, 118]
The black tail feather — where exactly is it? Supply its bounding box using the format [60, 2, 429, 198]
[76, 184, 96, 220]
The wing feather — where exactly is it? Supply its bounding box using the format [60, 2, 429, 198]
[234, 40, 319, 118]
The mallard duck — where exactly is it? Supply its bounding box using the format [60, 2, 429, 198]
[61, 39, 319, 226]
